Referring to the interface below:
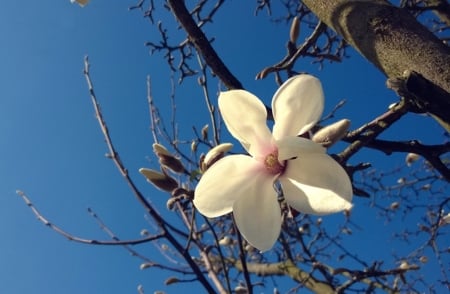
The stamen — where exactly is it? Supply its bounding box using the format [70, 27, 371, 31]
[264, 150, 285, 174]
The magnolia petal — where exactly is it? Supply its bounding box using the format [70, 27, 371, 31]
[276, 137, 325, 161]
[233, 184, 281, 252]
[272, 75, 324, 139]
[219, 90, 273, 157]
[194, 155, 270, 218]
[280, 154, 353, 215]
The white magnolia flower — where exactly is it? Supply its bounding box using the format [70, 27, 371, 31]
[71, 0, 89, 7]
[193, 75, 353, 251]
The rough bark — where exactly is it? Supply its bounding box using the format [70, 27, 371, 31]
[303, 0, 450, 124]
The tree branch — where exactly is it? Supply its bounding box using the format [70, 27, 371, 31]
[167, 0, 243, 90]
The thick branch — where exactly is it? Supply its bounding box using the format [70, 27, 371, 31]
[230, 259, 335, 293]
[167, 0, 243, 90]
[302, 0, 450, 120]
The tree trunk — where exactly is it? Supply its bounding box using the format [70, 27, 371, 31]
[303, 0, 450, 124]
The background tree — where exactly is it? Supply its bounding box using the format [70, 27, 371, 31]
[11, 0, 449, 293]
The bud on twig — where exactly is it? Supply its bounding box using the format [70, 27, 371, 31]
[218, 236, 232, 246]
[165, 277, 180, 285]
[190, 140, 198, 153]
[201, 124, 209, 140]
[152, 143, 185, 173]
[71, 0, 89, 7]
[140, 263, 152, 270]
[201, 143, 233, 172]
[405, 153, 420, 167]
[153, 143, 171, 156]
[158, 154, 185, 173]
[139, 168, 178, 192]
[289, 16, 300, 44]
[312, 119, 350, 148]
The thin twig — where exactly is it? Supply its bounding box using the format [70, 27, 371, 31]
[16, 190, 163, 246]
[82, 56, 216, 293]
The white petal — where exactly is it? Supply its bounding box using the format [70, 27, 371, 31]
[233, 184, 281, 252]
[194, 155, 271, 218]
[276, 137, 325, 161]
[219, 90, 273, 157]
[272, 75, 324, 139]
[280, 153, 353, 215]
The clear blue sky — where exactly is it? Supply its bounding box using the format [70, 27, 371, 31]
[0, 1, 447, 293]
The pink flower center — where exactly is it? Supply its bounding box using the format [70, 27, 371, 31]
[264, 150, 285, 175]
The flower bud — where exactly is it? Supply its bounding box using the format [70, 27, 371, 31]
[390, 202, 400, 210]
[440, 213, 450, 226]
[164, 277, 180, 285]
[218, 236, 232, 246]
[152, 144, 185, 173]
[153, 143, 171, 156]
[190, 140, 198, 153]
[140, 263, 152, 270]
[158, 154, 185, 173]
[312, 119, 350, 148]
[139, 168, 178, 192]
[201, 124, 209, 140]
[166, 197, 179, 210]
[405, 153, 419, 166]
[289, 16, 300, 44]
[235, 285, 248, 294]
[202, 143, 233, 171]
[419, 256, 428, 263]
[71, 0, 89, 7]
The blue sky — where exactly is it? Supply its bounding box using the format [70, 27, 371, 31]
[0, 1, 447, 293]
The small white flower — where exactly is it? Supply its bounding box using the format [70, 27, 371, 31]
[71, 0, 89, 7]
[193, 75, 353, 251]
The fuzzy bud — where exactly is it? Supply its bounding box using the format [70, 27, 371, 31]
[405, 153, 420, 166]
[71, 0, 89, 7]
[440, 213, 450, 226]
[152, 143, 172, 156]
[289, 16, 300, 44]
[218, 236, 232, 246]
[140, 263, 152, 270]
[201, 124, 209, 140]
[190, 140, 198, 153]
[312, 119, 350, 148]
[139, 168, 178, 192]
[235, 285, 248, 294]
[419, 256, 428, 263]
[164, 277, 180, 285]
[152, 144, 185, 173]
[166, 197, 179, 210]
[390, 202, 400, 210]
[202, 143, 233, 172]
[158, 154, 185, 173]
